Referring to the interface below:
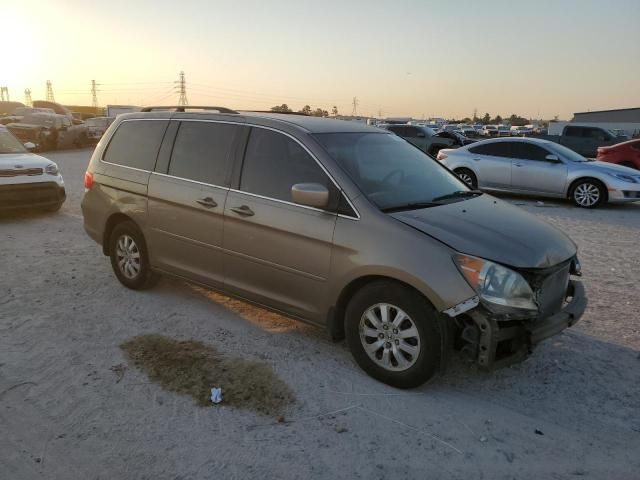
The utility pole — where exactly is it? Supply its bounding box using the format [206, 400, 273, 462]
[0, 87, 8, 101]
[351, 97, 358, 116]
[24, 89, 32, 106]
[46, 80, 55, 102]
[175, 71, 188, 106]
[378, 108, 382, 118]
[91, 80, 99, 109]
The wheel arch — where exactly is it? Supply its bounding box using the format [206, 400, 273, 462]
[102, 213, 137, 255]
[567, 176, 609, 202]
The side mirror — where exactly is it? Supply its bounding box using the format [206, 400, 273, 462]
[291, 183, 329, 209]
[24, 142, 36, 151]
[545, 154, 560, 163]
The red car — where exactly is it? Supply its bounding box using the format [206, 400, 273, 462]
[596, 139, 640, 170]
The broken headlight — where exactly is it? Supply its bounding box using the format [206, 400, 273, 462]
[454, 254, 537, 311]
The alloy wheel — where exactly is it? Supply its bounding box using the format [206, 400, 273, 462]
[458, 172, 474, 187]
[574, 183, 600, 207]
[116, 234, 141, 279]
[359, 303, 421, 371]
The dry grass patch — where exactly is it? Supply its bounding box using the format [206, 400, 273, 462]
[121, 334, 295, 416]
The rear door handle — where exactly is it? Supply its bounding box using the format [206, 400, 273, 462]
[196, 197, 217, 208]
[230, 205, 254, 216]
[473, 158, 481, 161]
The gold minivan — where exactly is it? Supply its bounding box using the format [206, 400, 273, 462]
[82, 106, 586, 387]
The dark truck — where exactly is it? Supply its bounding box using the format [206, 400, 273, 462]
[7, 113, 89, 151]
[543, 124, 628, 158]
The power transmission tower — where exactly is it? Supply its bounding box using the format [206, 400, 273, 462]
[0, 87, 8, 101]
[46, 80, 55, 102]
[91, 80, 100, 109]
[351, 97, 358, 116]
[378, 108, 382, 118]
[175, 71, 188, 106]
[24, 89, 32, 106]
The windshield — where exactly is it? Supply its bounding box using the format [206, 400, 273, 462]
[0, 130, 28, 154]
[546, 142, 590, 162]
[314, 132, 469, 211]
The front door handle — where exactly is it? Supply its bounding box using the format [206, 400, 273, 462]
[472, 157, 481, 161]
[514, 163, 523, 167]
[196, 197, 217, 208]
[230, 205, 254, 216]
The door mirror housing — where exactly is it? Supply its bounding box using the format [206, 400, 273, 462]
[545, 154, 560, 163]
[23, 142, 36, 151]
[291, 183, 329, 209]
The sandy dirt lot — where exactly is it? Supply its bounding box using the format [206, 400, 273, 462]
[1, 148, 639, 479]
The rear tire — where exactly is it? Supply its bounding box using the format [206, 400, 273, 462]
[345, 281, 442, 388]
[454, 168, 478, 189]
[570, 179, 606, 208]
[108, 221, 158, 290]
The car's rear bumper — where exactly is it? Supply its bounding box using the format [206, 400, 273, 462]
[0, 182, 66, 211]
[462, 280, 586, 369]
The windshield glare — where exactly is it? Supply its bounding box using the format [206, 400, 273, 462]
[0, 130, 28, 154]
[315, 132, 468, 210]
[546, 142, 589, 162]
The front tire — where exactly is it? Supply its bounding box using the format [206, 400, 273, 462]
[570, 179, 606, 208]
[345, 281, 442, 388]
[108, 221, 158, 290]
[454, 168, 478, 189]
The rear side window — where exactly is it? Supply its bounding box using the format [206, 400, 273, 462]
[168, 121, 240, 185]
[240, 128, 329, 202]
[103, 120, 167, 170]
[469, 142, 512, 157]
[510, 142, 550, 161]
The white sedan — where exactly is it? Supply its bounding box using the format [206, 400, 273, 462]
[0, 126, 66, 212]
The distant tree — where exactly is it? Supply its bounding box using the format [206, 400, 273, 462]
[461, 117, 471, 123]
[508, 114, 528, 126]
[493, 114, 503, 124]
[312, 108, 327, 117]
[331, 105, 338, 116]
[482, 113, 491, 124]
[271, 104, 292, 113]
[472, 108, 478, 123]
[299, 105, 312, 115]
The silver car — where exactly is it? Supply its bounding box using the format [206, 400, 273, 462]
[437, 137, 640, 208]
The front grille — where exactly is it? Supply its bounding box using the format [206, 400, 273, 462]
[0, 168, 43, 177]
[534, 264, 571, 317]
[0, 182, 62, 208]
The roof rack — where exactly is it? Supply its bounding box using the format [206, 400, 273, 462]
[140, 106, 239, 114]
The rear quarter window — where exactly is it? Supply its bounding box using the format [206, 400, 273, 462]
[102, 120, 168, 171]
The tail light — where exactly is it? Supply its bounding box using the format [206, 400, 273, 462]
[436, 151, 448, 161]
[84, 171, 93, 190]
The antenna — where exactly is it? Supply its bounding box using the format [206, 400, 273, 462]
[46, 80, 55, 102]
[175, 71, 188, 106]
[24, 88, 32, 106]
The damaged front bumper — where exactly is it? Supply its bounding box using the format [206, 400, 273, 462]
[456, 280, 587, 369]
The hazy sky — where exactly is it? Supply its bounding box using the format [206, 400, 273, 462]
[3, 0, 639, 119]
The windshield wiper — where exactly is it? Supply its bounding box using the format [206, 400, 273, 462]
[431, 190, 483, 203]
[380, 201, 442, 213]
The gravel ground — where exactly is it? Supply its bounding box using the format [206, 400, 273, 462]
[1, 148, 639, 480]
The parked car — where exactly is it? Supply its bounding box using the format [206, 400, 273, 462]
[82, 107, 586, 388]
[510, 126, 533, 136]
[547, 125, 628, 158]
[459, 126, 479, 137]
[0, 107, 57, 125]
[480, 125, 499, 136]
[596, 139, 640, 170]
[380, 124, 473, 156]
[85, 116, 115, 143]
[497, 126, 511, 137]
[0, 125, 66, 212]
[7, 113, 89, 151]
[437, 137, 640, 208]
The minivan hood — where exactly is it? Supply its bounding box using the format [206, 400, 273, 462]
[391, 195, 576, 269]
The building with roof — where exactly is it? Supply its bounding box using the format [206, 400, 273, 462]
[571, 107, 640, 137]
